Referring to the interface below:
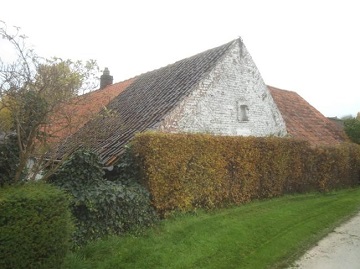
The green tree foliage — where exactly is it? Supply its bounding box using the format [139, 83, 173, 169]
[343, 116, 360, 144]
[0, 22, 99, 182]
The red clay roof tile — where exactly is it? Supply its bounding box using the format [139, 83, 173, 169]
[49, 79, 134, 142]
[268, 86, 347, 146]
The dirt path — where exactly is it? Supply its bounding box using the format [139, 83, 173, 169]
[289, 211, 360, 269]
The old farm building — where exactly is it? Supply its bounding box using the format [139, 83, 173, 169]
[55, 38, 346, 166]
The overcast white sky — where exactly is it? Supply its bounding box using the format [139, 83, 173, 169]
[1, 0, 359, 117]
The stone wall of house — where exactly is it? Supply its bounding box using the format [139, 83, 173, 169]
[156, 39, 287, 137]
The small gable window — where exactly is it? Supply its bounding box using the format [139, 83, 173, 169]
[238, 104, 249, 122]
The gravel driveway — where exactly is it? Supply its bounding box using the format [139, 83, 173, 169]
[289, 211, 360, 269]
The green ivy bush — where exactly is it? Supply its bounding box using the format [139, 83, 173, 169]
[0, 182, 74, 269]
[50, 149, 158, 246]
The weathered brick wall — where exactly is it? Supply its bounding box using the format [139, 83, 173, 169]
[156, 39, 287, 137]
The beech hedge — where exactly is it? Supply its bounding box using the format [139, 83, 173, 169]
[131, 132, 360, 215]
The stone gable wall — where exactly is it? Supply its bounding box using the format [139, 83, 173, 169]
[156, 40, 287, 137]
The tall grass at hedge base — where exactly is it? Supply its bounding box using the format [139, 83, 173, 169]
[132, 133, 360, 216]
[0, 182, 74, 269]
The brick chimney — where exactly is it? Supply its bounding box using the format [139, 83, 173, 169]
[100, 67, 113, 89]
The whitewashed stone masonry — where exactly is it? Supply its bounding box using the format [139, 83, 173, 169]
[157, 39, 287, 137]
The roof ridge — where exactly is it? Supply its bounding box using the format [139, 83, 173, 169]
[77, 77, 135, 98]
[130, 38, 238, 81]
[267, 85, 298, 94]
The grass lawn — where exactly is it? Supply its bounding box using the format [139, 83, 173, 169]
[63, 187, 360, 269]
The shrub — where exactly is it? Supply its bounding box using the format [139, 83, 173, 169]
[0, 182, 74, 269]
[343, 117, 360, 144]
[50, 149, 158, 246]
